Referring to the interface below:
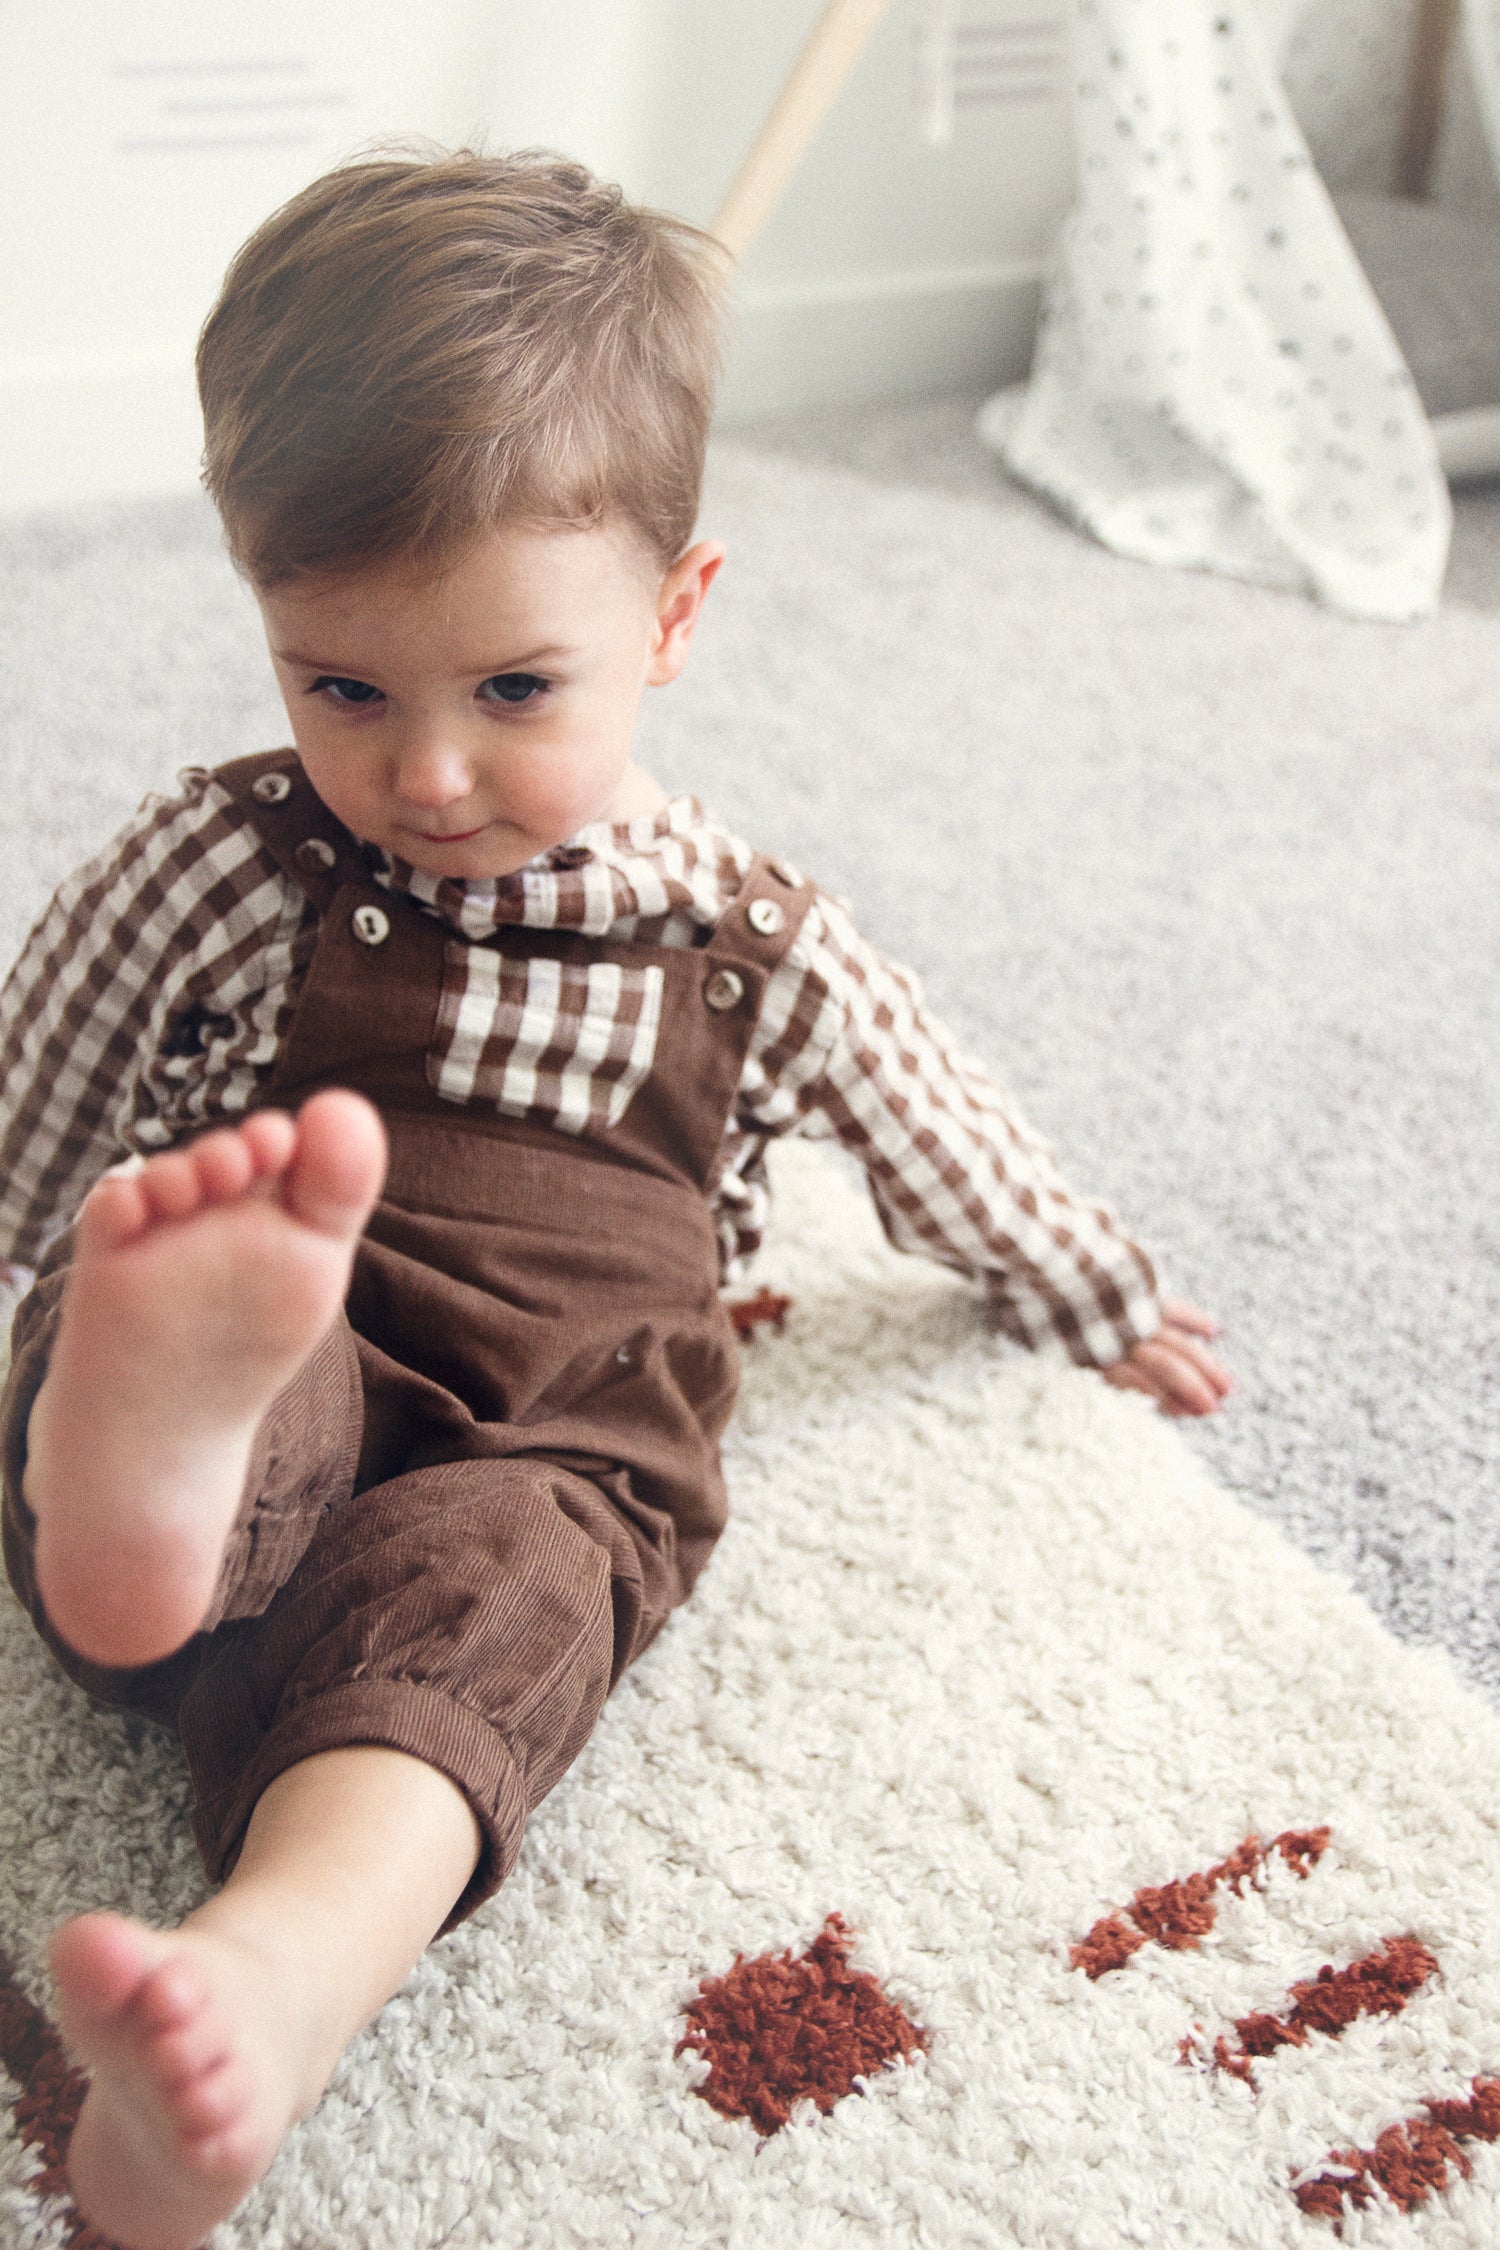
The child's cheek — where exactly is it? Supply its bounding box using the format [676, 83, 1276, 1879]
[514, 735, 624, 830]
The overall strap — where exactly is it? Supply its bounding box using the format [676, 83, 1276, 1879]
[213, 749, 445, 1112]
[632, 851, 819, 1190]
[702, 851, 817, 987]
[214, 748, 365, 909]
[214, 749, 824, 1196]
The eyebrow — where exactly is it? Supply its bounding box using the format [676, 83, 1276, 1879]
[273, 644, 578, 674]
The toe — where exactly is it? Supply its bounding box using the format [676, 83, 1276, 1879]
[132, 1958, 210, 2040]
[189, 1129, 257, 1205]
[76, 1174, 151, 1254]
[50, 1913, 159, 2035]
[240, 1108, 298, 1179]
[139, 1151, 207, 1224]
[284, 1090, 387, 1238]
[144, 2013, 230, 2098]
[174, 2054, 249, 2139]
[186, 2112, 264, 2179]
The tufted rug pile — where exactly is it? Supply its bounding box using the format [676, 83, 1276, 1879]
[4, 1138, 1500, 2247]
[2, 419, 1498, 2246]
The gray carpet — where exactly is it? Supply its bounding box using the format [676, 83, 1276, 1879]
[732, 388, 1500, 619]
[1, 407, 1496, 1717]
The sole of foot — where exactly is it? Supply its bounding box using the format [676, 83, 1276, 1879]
[26, 1088, 386, 1668]
[52, 1909, 311, 2250]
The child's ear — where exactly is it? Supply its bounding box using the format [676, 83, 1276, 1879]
[648, 540, 725, 686]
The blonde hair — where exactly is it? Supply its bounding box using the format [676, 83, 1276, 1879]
[196, 144, 728, 587]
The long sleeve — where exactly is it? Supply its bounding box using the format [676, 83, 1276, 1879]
[738, 891, 1164, 1371]
[0, 774, 309, 1267]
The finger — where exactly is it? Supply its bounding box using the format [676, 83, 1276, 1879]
[1099, 1359, 1169, 1408]
[1102, 1359, 1187, 1418]
[1160, 1297, 1221, 1338]
[1130, 1336, 1225, 1416]
[1158, 1326, 1235, 1398]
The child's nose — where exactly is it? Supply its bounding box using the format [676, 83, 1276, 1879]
[392, 736, 474, 808]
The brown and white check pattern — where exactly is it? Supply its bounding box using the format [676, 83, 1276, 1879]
[429, 941, 665, 1132]
[0, 769, 1163, 1368]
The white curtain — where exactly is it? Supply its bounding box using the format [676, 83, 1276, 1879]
[981, 0, 1500, 621]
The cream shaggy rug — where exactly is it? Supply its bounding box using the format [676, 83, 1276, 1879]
[4, 1139, 1500, 2249]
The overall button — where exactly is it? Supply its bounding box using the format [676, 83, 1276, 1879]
[747, 897, 784, 937]
[351, 904, 391, 947]
[769, 859, 801, 887]
[295, 837, 338, 872]
[251, 771, 292, 804]
[703, 967, 746, 1012]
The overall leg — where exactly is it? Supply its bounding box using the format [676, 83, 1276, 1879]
[48, 1448, 651, 2249]
[3, 1299, 364, 1726]
[182, 1452, 633, 1928]
[0, 1093, 398, 2249]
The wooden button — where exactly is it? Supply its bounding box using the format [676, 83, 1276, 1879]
[747, 898, 785, 937]
[703, 968, 746, 1012]
[351, 905, 391, 946]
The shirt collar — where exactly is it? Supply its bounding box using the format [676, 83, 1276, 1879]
[369, 794, 706, 939]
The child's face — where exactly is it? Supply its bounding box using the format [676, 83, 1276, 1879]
[256, 519, 721, 879]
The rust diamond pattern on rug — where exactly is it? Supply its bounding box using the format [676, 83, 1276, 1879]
[1069, 1827, 1330, 1979]
[0, 1942, 119, 2248]
[1293, 2079, 1500, 2227]
[676, 1913, 927, 2136]
[1070, 1826, 1500, 2230]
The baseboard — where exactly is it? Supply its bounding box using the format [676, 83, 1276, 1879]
[1433, 403, 1500, 485]
[0, 260, 1049, 518]
[717, 259, 1046, 424]
[0, 345, 206, 518]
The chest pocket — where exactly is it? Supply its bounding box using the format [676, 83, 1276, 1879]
[427, 939, 665, 1135]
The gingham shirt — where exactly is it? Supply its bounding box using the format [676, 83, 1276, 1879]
[0, 767, 1164, 1370]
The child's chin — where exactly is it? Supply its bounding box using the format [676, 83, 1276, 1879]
[394, 824, 528, 878]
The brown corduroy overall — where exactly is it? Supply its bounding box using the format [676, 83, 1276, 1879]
[1, 750, 814, 1926]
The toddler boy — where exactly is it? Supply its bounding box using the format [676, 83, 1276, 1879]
[0, 149, 1232, 2247]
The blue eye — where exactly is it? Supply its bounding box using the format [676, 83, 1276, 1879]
[482, 673, 548, 705]
[311, 676, 381, 705]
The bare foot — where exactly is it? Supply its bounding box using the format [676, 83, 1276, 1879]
[51, 1910, 325, 2250]
[25, 1089, 386, 1667]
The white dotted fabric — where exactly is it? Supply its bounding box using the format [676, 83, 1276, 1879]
[1280, 0, 1431, 194]
[982, 0, 1500, 620]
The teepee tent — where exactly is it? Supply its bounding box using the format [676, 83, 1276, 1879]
[981, 0, 1500, 620]
[710, 0, 1500, 620]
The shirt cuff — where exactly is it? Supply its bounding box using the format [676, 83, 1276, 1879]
[984, 1271, 1165, 1372]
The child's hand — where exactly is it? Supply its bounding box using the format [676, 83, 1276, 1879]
[1099, 1297, 1234, 1418]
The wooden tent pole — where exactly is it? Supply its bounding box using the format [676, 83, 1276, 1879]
[711, 0, 896, 260]
[1396, 0, 1460, 199]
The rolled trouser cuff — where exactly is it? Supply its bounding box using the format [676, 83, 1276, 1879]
[189, 1679, 532, 1932]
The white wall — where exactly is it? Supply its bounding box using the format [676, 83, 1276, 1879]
[623, 1, 1072, 420]
[0, 0, 1073, 516]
